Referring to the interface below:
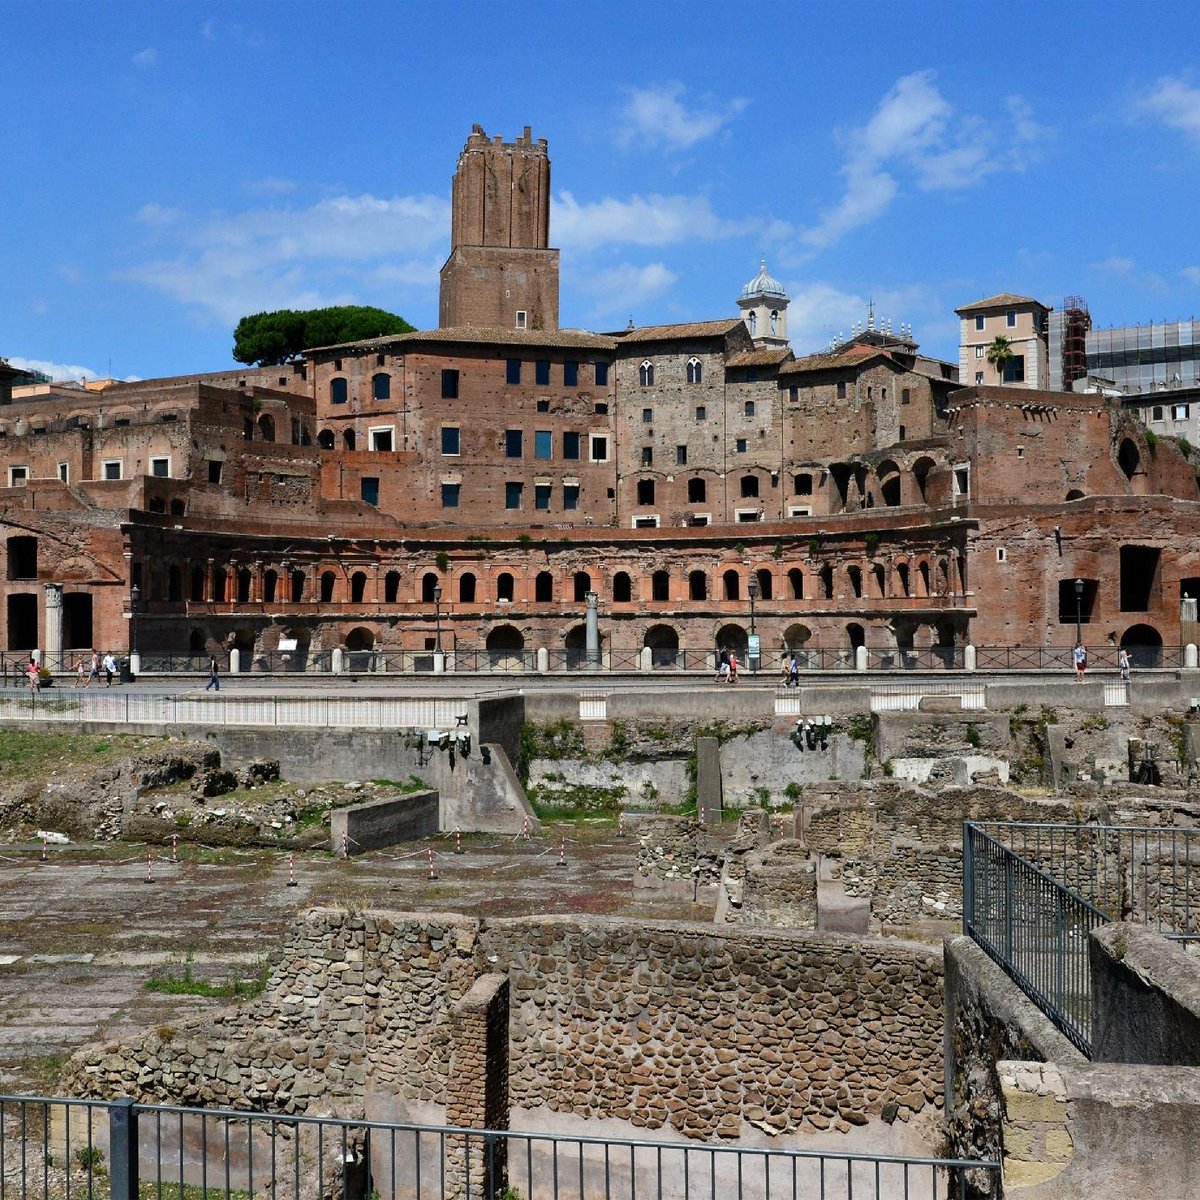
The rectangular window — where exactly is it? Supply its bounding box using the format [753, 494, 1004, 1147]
[441, 369, 459, 399]
[534, 483, 552, 510]
[836, 381, 847, 399]
[642, 408, 653, 424]
[441, 482, 460, 508]
[735, 438, 747, 453]
[563, 484, 579, 510]
[563, 361, 578, 387]
[590, 435, 609, 463]
[505, 428, 523, 458]
[744, 400, 755, 417]
[1152, 405, 1164, 421]
[1006, 310, 1017, 327]
[515, 310, 527, 330]
[975, 346, 985, 359]
[361, 477, 380, 505]
[695, 406, 706, 422]
[902, 388, 911, 404]
[641, 446, 653, 466]
[535, 360, 550, 386]
[594, 402, 609, 414]
[975, 372, 984, 385]
[103, 459, 123, 481]
[8, 465, 28, 486]
[535, 430, 552, 460]
[633, 516, 659, 529]
[504, 481, 523, 510]
[536, 399, 549, 412]
[150, 457, 170, 477]
[57, 462, 69, 482]
[594, 362, 608, 386]
[563, 431, 581, 459]
[441, 426, 460, 455]
[736, 509, 762, 522]
[975, 314, 985, 331]
[207, 460, 222, 484]
[369, 427, 395, 452]
[1174, 404, 1190, 421]
[506, 359, 521, 385]
[689, 514, 710, 526]
[676, 445, 687, 465]
[1002, 355, 1026, 384]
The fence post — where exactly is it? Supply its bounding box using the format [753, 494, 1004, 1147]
[962, 822, 975, 934]
[108, 1098, 139, 1200]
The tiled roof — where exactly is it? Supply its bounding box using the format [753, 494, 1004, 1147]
[306, 326, 618, 354]
[612, 318, 744, 344]
[779, 344, 886, 374]
[954, 292, 1048, 313]
[726, 348, 793, 369]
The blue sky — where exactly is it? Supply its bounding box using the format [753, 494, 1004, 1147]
[2, 0, 1198, 382]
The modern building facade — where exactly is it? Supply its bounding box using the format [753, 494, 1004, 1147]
[955, 293, 1050, 388]
[1086, 319, 1200, 394]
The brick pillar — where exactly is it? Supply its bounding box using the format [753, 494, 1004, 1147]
[444, 973, 510, 1200]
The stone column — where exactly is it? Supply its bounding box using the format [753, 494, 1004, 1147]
[44, 583, 63, 671]
[585, 591, 600, 670]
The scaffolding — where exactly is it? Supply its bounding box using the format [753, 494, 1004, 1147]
[1060, 295, 1091, 389]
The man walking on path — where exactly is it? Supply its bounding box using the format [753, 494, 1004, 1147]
[102, 651, 117, 687]
[1073, 642, 1087, 682]
[205, 656, 220, 692]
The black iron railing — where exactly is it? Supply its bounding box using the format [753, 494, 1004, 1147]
[0, 1094, 999, 1200]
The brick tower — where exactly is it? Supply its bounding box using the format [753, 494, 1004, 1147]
[438, 125, 560, 332]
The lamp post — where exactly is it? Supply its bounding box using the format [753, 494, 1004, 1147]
[747, 575, 759, 675]
[1074, 578, 1084, 645]
[129, 584, 140, 678]
[432, 584, 444, 673]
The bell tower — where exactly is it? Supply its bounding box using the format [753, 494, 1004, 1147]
[439, 125, 560, 332]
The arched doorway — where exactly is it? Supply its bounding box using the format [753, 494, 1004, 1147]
[643, 623, 679, 668]
[281, 626, 312, 672]
[346, 626, 375, 672]
[564, 623, 588, 668]
[486, 624, 525, 670]
[1120, 623, 1163, 668]
[783, 622, 812, 668]
[716, 623, 748, 659]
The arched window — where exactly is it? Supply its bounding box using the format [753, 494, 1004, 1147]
[637, 478, 655, 506]
[770, 309, 779, 335]
[639, 360, 654, 387]
[320, 571, 337, 603]
[613, 572, 632, 602]
[421, 572, 439, 602]
[318, 429, 335, 450]
[755, 568, 772, 600]
[497, 573, 514, 602]
[148, 497, 166, 513]
[169, 499, 186, 516]
[291, 570, 306, 603]
[330, 378, 348, 404]
[257, 414, 275, 442]
[535, 571, 553, 602]
[788, 568, 804, 600]
[793, 473, 813, 496]
[689, 570, 707, 600]
[384, 570, 400, 603]
[262, 570, 277, 604]
[740, 474, 759, 499]
[723, 570, 740, 601]
[458, 573, 476, 603]
[687, 477, 706, 503]
[372, 373, 391, 400]
[848, 565, 863, 598]
[168, 565, 183, 603]
[343, 429, 356, 451]
[686, 357, 702, 385]
[574, 571, 592, 602]
[351, 571, 367, 603]
[748, 311, 757, 337]
[652, 570, 669, 601]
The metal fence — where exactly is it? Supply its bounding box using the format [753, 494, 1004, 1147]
[0, 1095, 1000, 1200]
[964, 821, 1200, 1056]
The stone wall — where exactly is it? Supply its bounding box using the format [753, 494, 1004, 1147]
[739, 841, 818, 928]
[634, 815, 723, 891]
[63, 909, 945, 1158]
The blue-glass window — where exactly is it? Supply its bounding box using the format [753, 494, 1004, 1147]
[441, 427, 460, 455]
[330, 378, 347, 404]
[563, 485, 579, 510]
[535, 430, 552, 460]
[505, 482, 523, 509]
[506, 359, 521, 385]
[563, 361, 578, 387]
[535, 360, 550, 385]
[372, 373, 390, 400]
[594, 362, 608, 386]
[505, 429, 523, 458]
[534, 484, 551, 510]
[563, 432, 580, 460]
[441, 483, 460, 508]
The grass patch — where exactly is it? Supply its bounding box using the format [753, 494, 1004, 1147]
[138, 1184, 252, 1200]
[145, 956, 269, 1001]
[0, 730, 161, 775]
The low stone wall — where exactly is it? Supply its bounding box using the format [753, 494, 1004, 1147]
[739, 841, 817, 928]
[63, 909, 945, 1158]
[634, 815, 722, 892]
[330, 789, 439, 854]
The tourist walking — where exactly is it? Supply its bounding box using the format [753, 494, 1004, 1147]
[1119, 647, 1131, 683]
[86, 650, 99, 687]
[74, 656, 86, 687]
[1072, 641, 1087, 682]
[26, 658, 40, 693]
[204, 656, 221, 692]
[716, 647, 730, 683]
[728, 652, 739, 684]
[102, 651, 117, 687]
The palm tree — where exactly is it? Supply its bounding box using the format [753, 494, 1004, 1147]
[986, 335, 1014, 386]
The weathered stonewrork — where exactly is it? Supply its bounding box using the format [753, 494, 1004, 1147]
[62, 910, 944, 1149]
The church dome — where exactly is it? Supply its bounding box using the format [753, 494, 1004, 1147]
[739, 259, 788, 302]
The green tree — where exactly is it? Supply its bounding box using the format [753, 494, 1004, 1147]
[232, 306, 415, 365]
[986, 334, 1014, 385]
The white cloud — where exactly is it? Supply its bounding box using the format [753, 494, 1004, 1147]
[132, 48, 158, 69]
[618, 83, 747, 152]
[1090, 254, 1169, 294]
[1183, 266, 1200, 286]
[5, 355, 102, 383]
[553, 191, 747, 251]
[126, 192, 449, 325]
[247, 176, 297, 197]
[802, 71, 1052, 250]
[136, 203, 184, 226]
[56, 262, 85, 286]
[1139, 76, 1200, 144]
[577, 262, 678, 320]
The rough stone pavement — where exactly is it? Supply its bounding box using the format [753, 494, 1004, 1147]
[0, 825, 708, 1093]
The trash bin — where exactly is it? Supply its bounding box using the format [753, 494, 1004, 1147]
[119, 658, 135, 684]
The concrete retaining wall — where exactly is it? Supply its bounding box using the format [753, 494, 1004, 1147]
[330, 790, 439, 854]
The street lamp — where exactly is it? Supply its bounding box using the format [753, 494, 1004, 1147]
[747, 575, 759, 675]
[1074, 578, 1084, 645]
